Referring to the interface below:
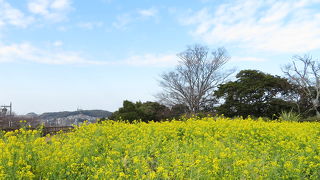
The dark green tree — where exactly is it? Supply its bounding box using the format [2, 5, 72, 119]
[214, 70, 297, 118]
[138, 101, 170, 121]
[110, 100, 142, 122]
[110, 100, 171, 122]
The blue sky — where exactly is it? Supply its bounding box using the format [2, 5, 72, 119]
[1, 0, 320, 114]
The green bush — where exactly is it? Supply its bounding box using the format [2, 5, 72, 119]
[278, 111, 301, 122]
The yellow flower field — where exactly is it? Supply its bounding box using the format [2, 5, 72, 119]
[1, 116, 320, 179]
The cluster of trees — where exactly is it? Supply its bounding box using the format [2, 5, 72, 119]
[110, 100, 188, 122]
[110, 45, 320, 122]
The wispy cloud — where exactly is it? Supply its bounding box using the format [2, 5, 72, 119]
[0, 42, 177, 67]
[0, 42, 95, 65]
[52, 40, 63, 47]
[27, 0, 72, 22]
[77, 21, 104, 30]
[113, 7, 159, 30]
[138, 7, 158, 18]
[231, 56, 266, 62]
[0, 0, 72, 30]
[112, 13, 133, 30]
[0, 0, 34, 28]
[123, 53, 177, 67]
[181, 0, 320, 53]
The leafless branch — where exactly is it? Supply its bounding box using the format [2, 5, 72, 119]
[157, 44, 234, 113]
[282, 54, 320, 117]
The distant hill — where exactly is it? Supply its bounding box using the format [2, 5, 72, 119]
[39, 110, 112, 120]
[25, 112, 39, 118]
[36, 110, 112, 126]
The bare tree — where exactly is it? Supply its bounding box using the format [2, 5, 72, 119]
[158, 44, 233, 113]
[282, 55, 320, 117]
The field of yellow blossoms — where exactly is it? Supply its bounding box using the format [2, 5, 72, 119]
[1, 116, 320, 179]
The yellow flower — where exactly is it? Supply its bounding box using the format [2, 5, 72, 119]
[7, 161, 13, 167]
[149, 171, 156, 179]
[284, 161, 293, 169]
[119, 172, 126, 177]
[157, 166, 164, 172]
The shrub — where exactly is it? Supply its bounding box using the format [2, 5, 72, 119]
[278, 111, 301, 122]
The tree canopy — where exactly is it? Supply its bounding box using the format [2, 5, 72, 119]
[110, 100, 172, 122]
[214, 70, 297, 118]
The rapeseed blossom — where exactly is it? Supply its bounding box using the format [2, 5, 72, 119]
[0, 117, 320, 179]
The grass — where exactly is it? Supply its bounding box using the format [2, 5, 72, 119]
[278, 110, 301, 122]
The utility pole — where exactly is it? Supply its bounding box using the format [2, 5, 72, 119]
[1, 103, 13, 128]
[1, 103, 12, 116]
[10, 102, 12, 116]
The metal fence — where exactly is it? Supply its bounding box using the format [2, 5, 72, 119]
[1, 126, 74, 136]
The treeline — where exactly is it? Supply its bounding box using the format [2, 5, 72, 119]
[108, 101, 188, 122]
[109, 45, 320, 122]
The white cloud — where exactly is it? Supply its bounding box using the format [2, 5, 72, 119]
[51, 0, 69, 9]
[0, 0, 34, 28]
[231, 56, 266, 62]
[27, 0, 72, 22]
[138, 7, 158, 17]
[0, 43, 97, 65]
[53, 40, 63, 47]
[77, 21, 103, 30]
[0, 0, 72, 30]
[56, 25, 68, 31]
[112, 13, 132, 30]
[182, 0, 320, 53]
[123, 54, 177, 67]
[0, 42, 177, 67]
[113, 7, 159, 30]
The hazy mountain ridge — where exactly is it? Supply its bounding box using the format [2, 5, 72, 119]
[39, 110, 112, 120]
[24, 110, 112, 126]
